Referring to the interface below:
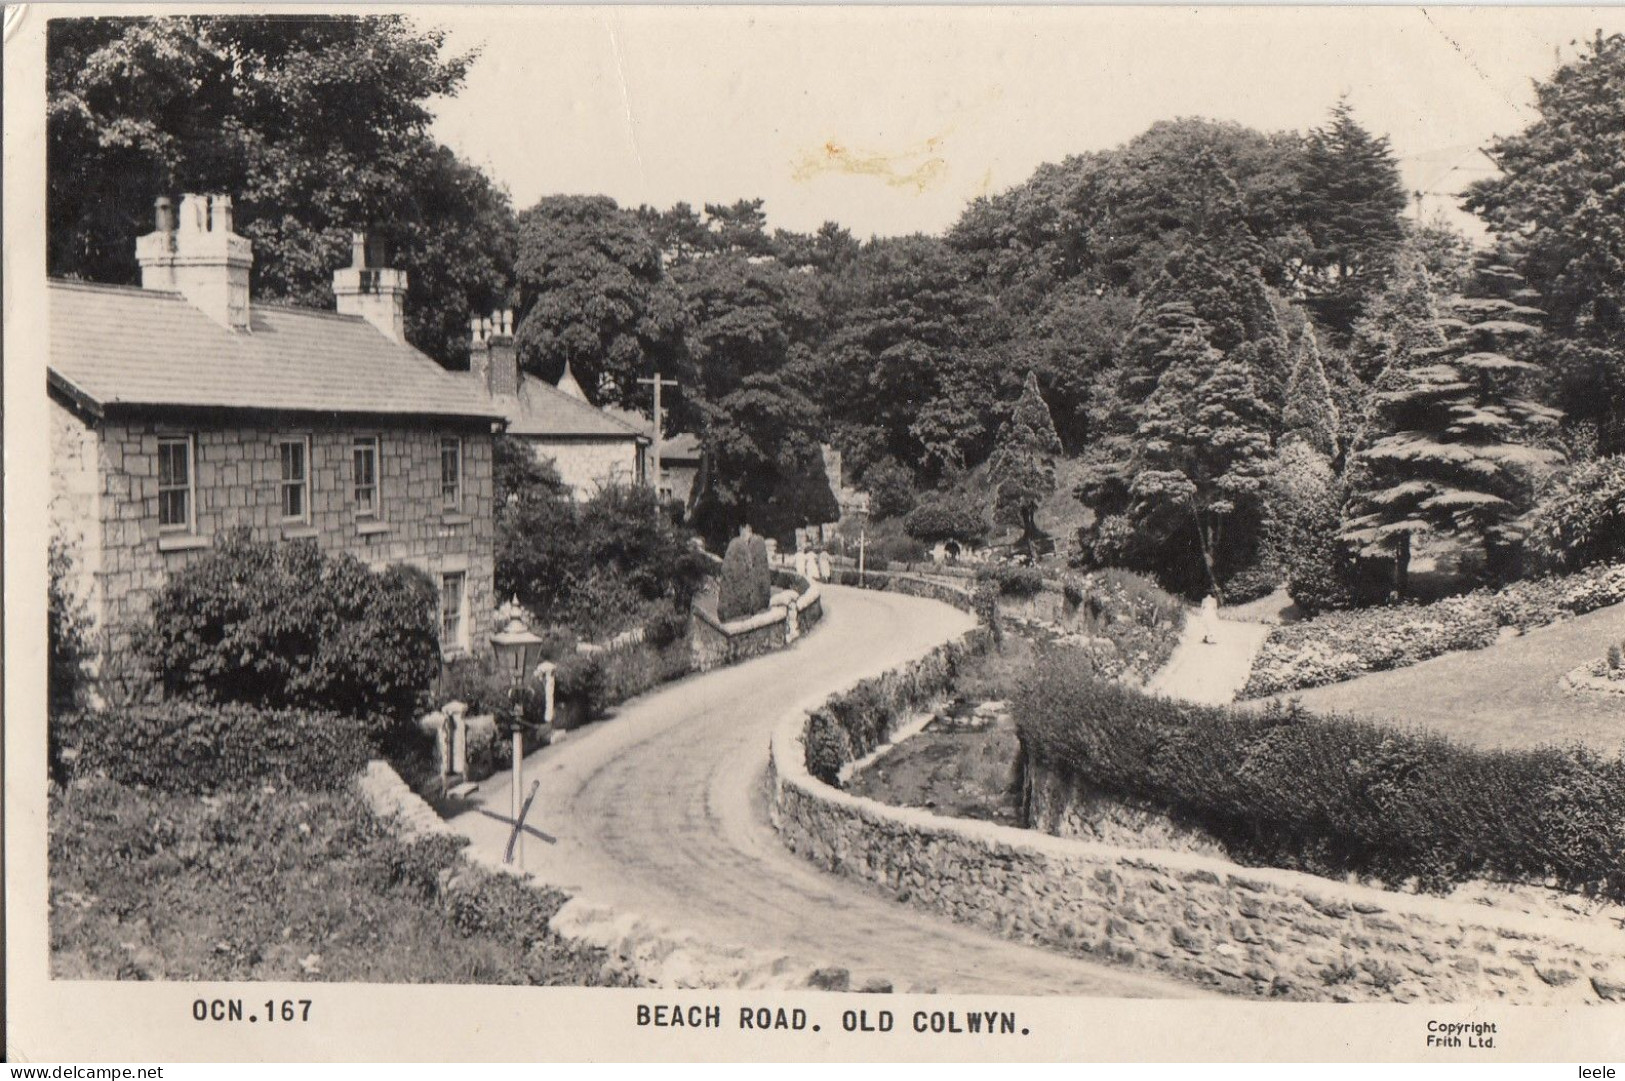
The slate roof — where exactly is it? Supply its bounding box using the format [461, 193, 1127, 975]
[601, 406, 702, 460]
[492, 374, 649, 441]
[48, 279, 503, 423]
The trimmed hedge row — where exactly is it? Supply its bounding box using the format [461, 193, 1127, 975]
[54, 701, 372, 794]
[1242, 562, 1625, 698]
[1016, 655, 1625, 899]
[804, 628, 996, 786]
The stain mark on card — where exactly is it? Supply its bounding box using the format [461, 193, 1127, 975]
[792, 135, 949, 193]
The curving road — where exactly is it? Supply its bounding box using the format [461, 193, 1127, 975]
[447, 583, 1209, 997]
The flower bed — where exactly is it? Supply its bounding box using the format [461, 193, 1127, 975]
[1241, 563, 1625, 698]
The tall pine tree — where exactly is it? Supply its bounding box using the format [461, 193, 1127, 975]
[1125, 326, 1276, 596]
[989, 371, 1064, 544]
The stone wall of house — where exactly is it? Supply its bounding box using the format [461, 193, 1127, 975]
[529, 438, 641, 501]
[50, 398, 106, 631]
[53, 405, 495, 653]
[767, 687, 1625, 1004]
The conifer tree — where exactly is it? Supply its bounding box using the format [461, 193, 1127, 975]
[1295, 99, 1410, 333]
[1282, 324, 1341, 457]
[1342, 257, 1563, 592]
[989, 371, 1064, 543]
[1127, 328, 1275, 596]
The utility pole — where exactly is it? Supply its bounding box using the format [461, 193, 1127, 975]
[637, 372, 679, 512]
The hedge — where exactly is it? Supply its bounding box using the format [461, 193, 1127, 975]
[1242, 562, 1625, 698]
[54, 701, 372, 794]
[804, 628, 996, 786]
[1016, 656, 1625, 899]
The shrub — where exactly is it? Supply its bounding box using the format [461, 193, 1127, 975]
[976, 562, 1046, 597]
[871, 533, 927, 566]
[140, 530, 439, 725]
[1016, 657, 1625, 899]
[54, 701, 371, 794]
[1222, 562, 1281, 605]
[642, 606, 690, 650]
[717, 531, 772, 622]
[553, 652, 606, 723]
[598, 639, 693, 708]
[497, 473, 710, 638]
[49, 536, 90, 716]
[1243, 562, 1625, 697]
[1529, 455, 1625, 572]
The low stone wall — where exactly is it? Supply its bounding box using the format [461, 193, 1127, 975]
[832, 568, 978, 613]
[768, 686, 1625, 1004]
[690, 574, 823, 672]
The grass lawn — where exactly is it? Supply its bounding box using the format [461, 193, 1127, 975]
[50, 777, 629, 984]
[1263, 601, 1625, 754]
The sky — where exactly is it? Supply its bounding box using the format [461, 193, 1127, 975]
[428, 6, 1625, 240]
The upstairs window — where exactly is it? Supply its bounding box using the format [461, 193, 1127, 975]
[279, 437, 310, 522]
[440, 437, 462, 511]
[157, 435, 194, 531]
[353, 436, 379, 517]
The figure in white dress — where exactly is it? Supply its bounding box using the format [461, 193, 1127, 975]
[1200, 593, 1221, 645]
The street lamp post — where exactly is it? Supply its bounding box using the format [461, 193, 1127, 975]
[490, 597, 544, 869]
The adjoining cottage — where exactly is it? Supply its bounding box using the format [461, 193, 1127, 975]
[468, 321, 650, 501]
[48, 194, 505, 660]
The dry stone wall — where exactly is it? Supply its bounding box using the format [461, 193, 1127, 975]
[768, 643, 1625, 1005]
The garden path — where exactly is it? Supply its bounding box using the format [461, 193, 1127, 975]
[1147, 611, 1272, 705]
[445, 584, 1209, 997]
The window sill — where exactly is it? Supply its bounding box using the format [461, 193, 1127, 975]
[280, 524, 319, 541]
[440, 513, 473, 527]
[157, 532, 211, 553]
[356, 520, 392, 537]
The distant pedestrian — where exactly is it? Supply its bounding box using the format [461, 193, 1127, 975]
[1200, 593, 1221, 645]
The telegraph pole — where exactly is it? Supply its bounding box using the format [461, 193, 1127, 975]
[637, 372, 679, 510]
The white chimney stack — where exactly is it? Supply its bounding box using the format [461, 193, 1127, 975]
[135, 193, 254, 331]
[333, 232, 408, 344]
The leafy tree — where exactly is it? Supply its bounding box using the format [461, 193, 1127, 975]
[1342, 260, 1564, 592]
[988, 371, 1063, 542]
[1292, 100, 1410, 333]
[46, 15, 512, 367]
[859, 457, 918, 521]
[818, 235, 1008, 479]
[513, 195, 687, 411]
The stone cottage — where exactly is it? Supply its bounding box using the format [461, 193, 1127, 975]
[48, 194, 505, 660]
[467, 314, 649, 501]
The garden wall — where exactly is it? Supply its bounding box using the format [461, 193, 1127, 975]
[690, 571, 823, 672]
[767, 660, 1625, 1004]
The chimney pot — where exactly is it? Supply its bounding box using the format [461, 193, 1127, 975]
[135, 192, 253, 330]
[333, 231, 407, 343]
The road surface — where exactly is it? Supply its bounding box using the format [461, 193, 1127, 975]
[447, 583, 1209, 997]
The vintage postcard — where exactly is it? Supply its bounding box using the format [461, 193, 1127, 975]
[6, 2, 1625, 1064]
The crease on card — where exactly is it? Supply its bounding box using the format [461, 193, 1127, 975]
[601, 17, 648, 184]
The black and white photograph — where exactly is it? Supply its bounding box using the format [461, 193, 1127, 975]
[7, 2, 1625, 1064]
